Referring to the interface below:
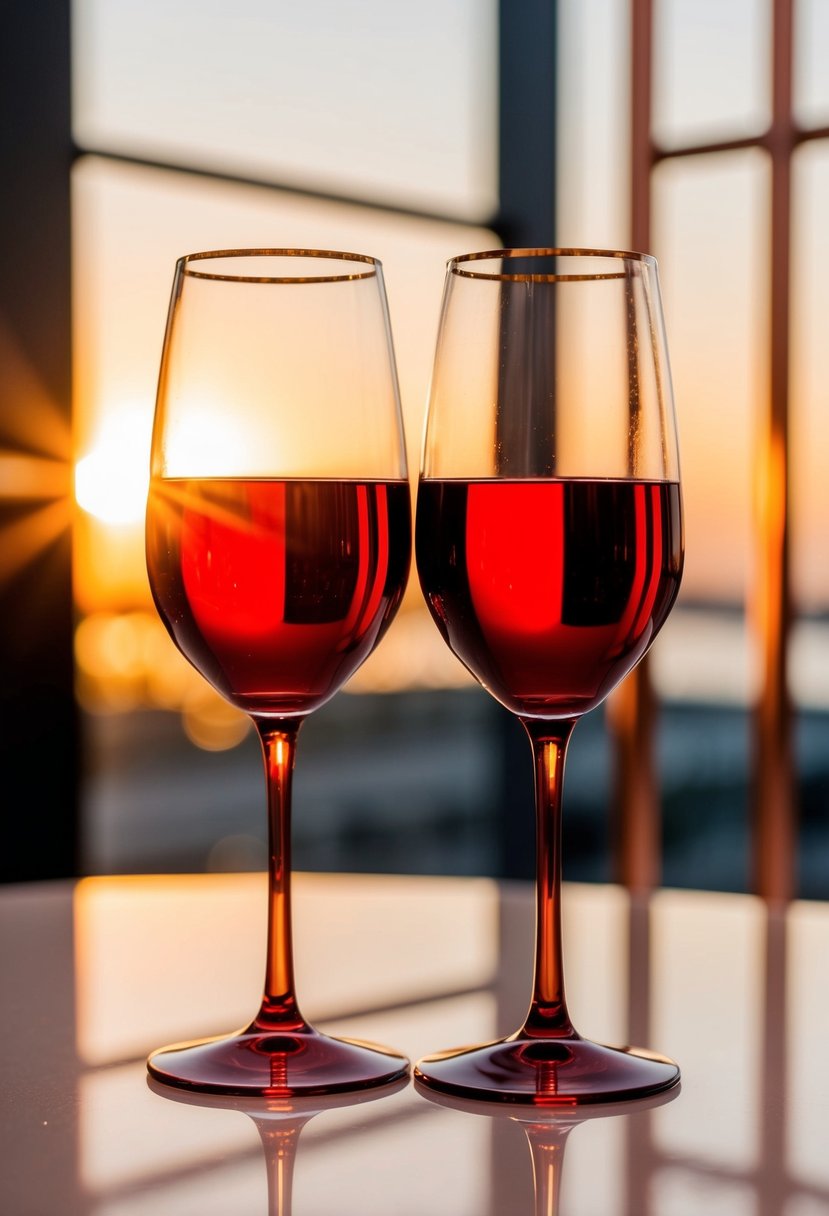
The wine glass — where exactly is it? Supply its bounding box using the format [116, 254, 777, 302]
[414, 248, 684, 1103]
[145, 249, 411, 1095]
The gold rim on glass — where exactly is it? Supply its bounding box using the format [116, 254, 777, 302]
[447, 247, 656, 283]
[179, 248, 381, 284]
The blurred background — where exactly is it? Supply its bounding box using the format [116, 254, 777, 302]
[1, 0, 826, 896]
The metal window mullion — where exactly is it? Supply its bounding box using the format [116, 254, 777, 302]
[622, 0, 798, 902]
[493, 0, 559, 883]
[612, 0, 661, 894]
[753, 0, 795, 902]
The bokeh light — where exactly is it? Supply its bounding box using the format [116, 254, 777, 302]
[74, 610, 250, 752]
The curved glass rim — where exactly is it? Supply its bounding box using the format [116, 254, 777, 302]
[178, 248, 381, 284]
[448, 247, 657, 283]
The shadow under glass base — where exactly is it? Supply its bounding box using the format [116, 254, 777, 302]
[414, 1033, 680, 1105]
[148, 1027, 410, 1097]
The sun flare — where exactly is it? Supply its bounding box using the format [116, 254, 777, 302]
[75, 412, 151, 526]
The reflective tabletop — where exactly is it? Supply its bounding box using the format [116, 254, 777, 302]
[1, 873, 827, 1214]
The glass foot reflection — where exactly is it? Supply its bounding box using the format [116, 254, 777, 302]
[148, 1074, 409, 1216]
[148, 1026, 409, 1097]
[415, 1033, 679, 1105]
[416, 1080, 680, 1216]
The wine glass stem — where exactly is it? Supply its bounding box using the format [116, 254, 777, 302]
[253, 720, 308, 1032]
[521, 717, 578, 1038]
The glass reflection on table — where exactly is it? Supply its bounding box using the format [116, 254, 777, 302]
[416, 1082, 680, 1216]
[3, 874, 829, 1214]
[147, 1075, 409, 1216]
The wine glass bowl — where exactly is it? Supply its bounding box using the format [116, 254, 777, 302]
[416, 477, 681, 720]
[146, 476, 410, 719]
[414, 248, 683, 1103]
[145, 249, 411, 1095]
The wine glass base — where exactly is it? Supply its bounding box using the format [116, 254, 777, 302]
[148, 1028, 409, 1097]
[414, 1034, 680, 1106]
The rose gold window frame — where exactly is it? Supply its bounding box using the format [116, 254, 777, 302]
[620, 0, 829, 901]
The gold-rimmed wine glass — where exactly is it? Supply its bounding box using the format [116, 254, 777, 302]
[145, 249, 411, 1095]
[414, 248, 684, 1103]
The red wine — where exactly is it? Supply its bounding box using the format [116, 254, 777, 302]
[147, 478, 411, 716]
[416, 479, 682, 717]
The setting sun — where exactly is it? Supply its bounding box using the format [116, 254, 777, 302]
[75, 411, 151, 525]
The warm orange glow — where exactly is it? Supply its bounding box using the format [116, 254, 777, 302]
[73, 873, 267, 1067]
[75, 611, 184, 713]
[0, 497, 72, 583]
[73, 408, 155, 611]
[0, 454, 71, 500]
[0, 325, 74, 589]
[72, 872, 500, 1071]
[73, 514, 151, 614]
[753, 426, 788, 688]
[182, 692, 250, 751]
[75, 411, 151, 525]
[162, 398, 254, 479]
[74, 609, 250, 750]
[0, 320, 72, 461]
